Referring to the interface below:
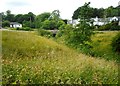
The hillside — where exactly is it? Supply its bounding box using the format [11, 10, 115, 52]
[2, 31, 118, 84]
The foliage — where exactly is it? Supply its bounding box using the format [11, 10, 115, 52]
[40, 19, 65, 30]
[41, 20, 57, 30]
[23, 21, 35, 28]
[105, 6, 120, 17]
[11, 27, 33, 31]
[38, 29, 53, 38]
[72, 4, 119, 19]
[35, 12, 51, 28]
[90, 31, 120, 62]
[2, 10, 36, 28]
[98, 21, 120, 31]
[2, 31, 118, 84]
[79, 2, 93, 20]
[111, 32, 120, 54]
[2, 21, 10, 27]
[64, 22, 93, 49]
[61, 2, 93, 50]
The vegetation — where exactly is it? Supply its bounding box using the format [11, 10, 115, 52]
[2, 31, 118, 85]
[9, 27, 33, 31]
[57, 2, 94, 53]
[1, 2, 120, 85]
[111, 32, 120, 54]
[98, 21, 120, 31]
[38, 29, 53, 38]
[90, 31, 120, 62]
[72, 3, 120, 19]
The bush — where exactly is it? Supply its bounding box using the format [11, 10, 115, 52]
[41, 20, 57, 30]
[16, 27, 32, 31]
[98, 21, 120, 31]
[23, 27, 32, 31]
[2, 21, 10, 27]
[111, 32, 120, 53]
[38, 29, 52, 38]
[57, 21, 93, 50]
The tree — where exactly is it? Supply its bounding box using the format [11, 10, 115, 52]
[62, 2, 93, 49]
[35, 12, 51, 28]
[72, 3, 93, 19]
[2, 21, 10, 27]
[49, 10, 60, 21]
[105, 6, 119, 17]
[15, 14, 24, 23]
[5, 14, 15, 22]
[79, 2, 93, 20]
[5, 10, 15, 22]
[6, 10, 11, 15]
[37, 10, 63, 30]
[92, 8, 105, 18]
[0, 12, 6, 21]
[72, 7, 81, 19]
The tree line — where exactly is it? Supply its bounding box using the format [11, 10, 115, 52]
[72, 4, 120, 19]
[1, 2, 120, 29]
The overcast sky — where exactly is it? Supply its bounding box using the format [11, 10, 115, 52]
[0, 0, 119, 19]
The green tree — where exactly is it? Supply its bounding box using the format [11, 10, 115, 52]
[41, 19, 57, 30]
[35, 12, 51, 28]
[105, 6, 119, 17]
[2, 21, 10, 27]
[72, 3, 94, 19]
[6, 10, 11, 15]
[62, 2, 93, 49]
[15, 14, 24, 23]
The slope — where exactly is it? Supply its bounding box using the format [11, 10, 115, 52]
[2, 31, 118, 84]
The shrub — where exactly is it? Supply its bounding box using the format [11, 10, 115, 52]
[111, 32, 120, 53]
[16, 27, 32, 31]
[2, 21, 10, 27]
[57, 21, 93, 50]
[38, 29, 52, 38]
[98, 21, 120, 31]
[23, 27, 32, 31]
[41, 20, 57, 30]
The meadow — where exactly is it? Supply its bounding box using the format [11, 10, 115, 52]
[2, 30, 118, 85]
[90, 31, 120, 62]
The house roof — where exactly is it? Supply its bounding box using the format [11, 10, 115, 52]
[10, 22, 21, 25]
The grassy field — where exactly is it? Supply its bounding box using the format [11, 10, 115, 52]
[91, 31, 120, 62]
[2, 30, 118, 84]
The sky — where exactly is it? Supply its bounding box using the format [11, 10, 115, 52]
[0, 0, 120, 19]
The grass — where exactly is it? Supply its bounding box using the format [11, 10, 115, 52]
[90, 31, 120, 62]
[2, 30, 118, 85]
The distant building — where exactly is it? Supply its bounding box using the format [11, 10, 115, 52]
[91, 16, 120, 26]
[67, 16, 120, 26]
[10, 22, 22, 28]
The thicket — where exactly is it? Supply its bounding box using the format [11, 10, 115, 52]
[38, 29, 53, 38]
[111, 32, 120, 54]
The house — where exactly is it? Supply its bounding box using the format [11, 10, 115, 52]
[67, 16, 120, 26]
[91, 16, 120, 26]
[10, 22, 22, 28]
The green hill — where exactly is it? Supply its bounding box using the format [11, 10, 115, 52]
[2, 31, 118, 84]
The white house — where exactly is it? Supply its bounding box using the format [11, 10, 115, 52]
[10, 22, 22, 28]
[67, 16, 120, 26]
[91, 16, 120, 26]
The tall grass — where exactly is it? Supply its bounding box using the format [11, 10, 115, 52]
[90, 31, 120, 62]
[2, 31, 118, 85]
